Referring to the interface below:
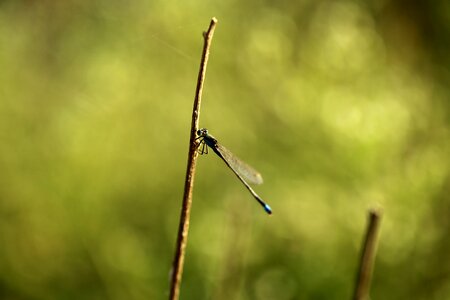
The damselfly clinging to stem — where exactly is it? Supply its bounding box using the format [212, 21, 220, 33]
[195, 128, 272, 214]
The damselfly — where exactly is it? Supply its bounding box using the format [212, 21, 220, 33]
[195, 128, 272, 214]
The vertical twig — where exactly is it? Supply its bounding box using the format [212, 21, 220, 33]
[353, 208, 383, 300]
[169, 17, 218, 300]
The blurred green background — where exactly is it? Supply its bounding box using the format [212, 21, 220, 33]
[1, 0, 449, 299]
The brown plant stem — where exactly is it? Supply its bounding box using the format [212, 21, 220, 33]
[169, 17, 218, 300]
[353, 208, 383, 300]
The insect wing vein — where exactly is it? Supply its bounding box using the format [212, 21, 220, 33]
[215, 143, 263, 185]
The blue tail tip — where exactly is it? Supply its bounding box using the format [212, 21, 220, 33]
[264, 204, 272, 215]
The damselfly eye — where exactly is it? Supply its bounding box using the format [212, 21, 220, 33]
[197, 128, 208, 136]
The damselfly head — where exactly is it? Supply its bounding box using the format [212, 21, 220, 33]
[197, 128, 208, 137]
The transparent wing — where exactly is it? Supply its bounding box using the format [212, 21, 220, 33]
[215, 143, 263, 185]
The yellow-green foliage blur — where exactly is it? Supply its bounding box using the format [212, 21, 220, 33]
[0, 1, 449, 299]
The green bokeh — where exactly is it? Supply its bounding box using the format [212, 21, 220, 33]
[0, 1, 449, 299]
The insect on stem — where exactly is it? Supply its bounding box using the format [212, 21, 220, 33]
[196, 128, 272, 215]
